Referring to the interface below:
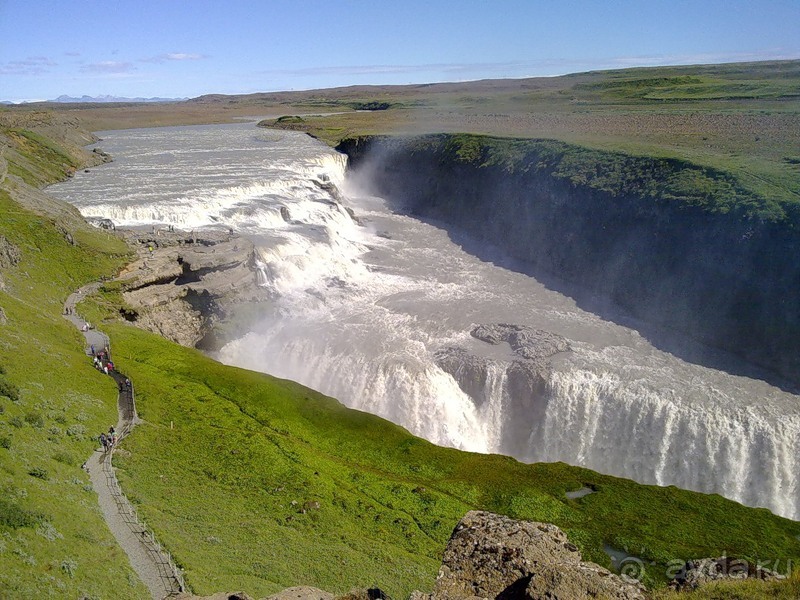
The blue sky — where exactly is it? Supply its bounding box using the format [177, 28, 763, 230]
[1, 0, 799, 102]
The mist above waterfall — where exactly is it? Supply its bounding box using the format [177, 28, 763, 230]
[48, 123, 800, 520]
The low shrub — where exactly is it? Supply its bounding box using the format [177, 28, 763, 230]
[0, 376, 20, 402]
[65, 424, 85, 438]
[0, 497, 44, 528]
[52, 450, 75, 466]
[24, 411, 45, 429]
[60, 558, 77, 578]
[28, 467, 48, 480]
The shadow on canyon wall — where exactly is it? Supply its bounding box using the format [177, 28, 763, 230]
[441, 222, 799, 394]
[339, 135, 800, 394]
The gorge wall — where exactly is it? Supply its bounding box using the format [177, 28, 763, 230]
[337, 134, 800, 387]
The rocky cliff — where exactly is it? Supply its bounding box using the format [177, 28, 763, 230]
[115, 228, 268, 347]
[338, 134, 800, 386]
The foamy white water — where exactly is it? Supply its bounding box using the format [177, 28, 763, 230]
[49, 122, 800, 519]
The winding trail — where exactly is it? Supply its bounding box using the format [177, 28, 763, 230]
[65, 283, 185, 599]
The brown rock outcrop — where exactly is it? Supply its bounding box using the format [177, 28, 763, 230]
[418, 511, 647, 600]
[116, 228, 268, 347]
[0, 235, 20, 269]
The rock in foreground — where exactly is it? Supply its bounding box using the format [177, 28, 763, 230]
[419, 510, 647, 600]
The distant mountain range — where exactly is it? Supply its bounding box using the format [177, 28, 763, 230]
[50, 94, 188, 103]
[1, 95, 188, 105]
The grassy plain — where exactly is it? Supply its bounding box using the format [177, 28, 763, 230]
[8, 60, 796, 206]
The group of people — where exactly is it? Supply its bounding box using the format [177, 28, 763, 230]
[99, 426, 117, 452]
[91, 345, 114, 375]
[93, 354, 114, 374]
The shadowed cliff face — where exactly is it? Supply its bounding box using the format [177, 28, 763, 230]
[338, 135, 800, 388]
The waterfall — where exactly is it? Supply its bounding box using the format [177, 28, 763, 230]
[530, 366, 800, 518]
[222, 326, 493, 453]
[48, 122, 800, 520]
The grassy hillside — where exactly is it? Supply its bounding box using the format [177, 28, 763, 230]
[2, 105, 800, 598]
[0, 115, 144, 595]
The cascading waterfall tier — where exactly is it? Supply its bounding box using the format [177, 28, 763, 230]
[47, 123, 800, 520]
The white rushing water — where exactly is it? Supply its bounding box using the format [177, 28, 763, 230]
[49, 122, 800, 519]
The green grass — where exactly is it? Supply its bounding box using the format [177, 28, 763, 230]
[570, 73, 800, 102]
[0, 195, 146, 598]
[0, 118, 146, 597]
[76, 314, 798, 598]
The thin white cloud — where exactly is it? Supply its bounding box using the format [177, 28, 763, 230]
[257, 49, 799, 81]
[260, 63, 499, 77]
[80, 61, 137, 74]
[140, 52, 208, 64]
[166, 52, 205, 61]
[0, 56, 57, 76]
[607, 49, 800, 68]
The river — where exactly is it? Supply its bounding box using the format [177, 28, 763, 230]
[48, 122, 800, 520]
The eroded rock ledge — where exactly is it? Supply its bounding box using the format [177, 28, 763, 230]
[418, 511, 647, 600]
[115, 228, 269, 347]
